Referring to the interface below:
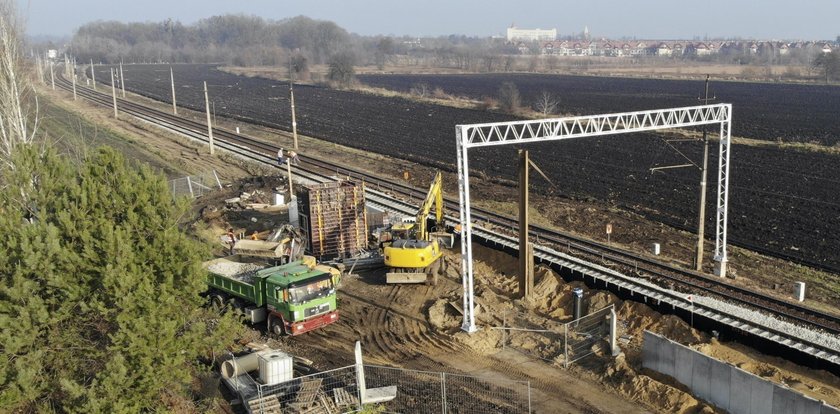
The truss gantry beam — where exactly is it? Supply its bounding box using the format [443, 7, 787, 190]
[456, 104, 732, 333]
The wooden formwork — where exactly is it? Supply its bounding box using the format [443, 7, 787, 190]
[296, 180, 367, 260]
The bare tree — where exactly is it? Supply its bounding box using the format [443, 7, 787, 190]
[0, 0, 37, 171]
[534, 90, 559, 116]
[327, 51, 356, 87]
[497, 81, 520, 113]
[409, 82, 430, 98]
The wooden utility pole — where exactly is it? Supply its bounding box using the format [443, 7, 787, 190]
[518, 149, 534, 299]
[289, 58, 299, 150]
[119, 61, 126, 97]
[696, 75, 713, 272]
[110, 69, 118, 118]
[90, 59, 96, 90]
[169, 66, 177, 115]
[204, 81, 215, 155]
[49, 60, 55, 90]
[286, 159, 294, 195]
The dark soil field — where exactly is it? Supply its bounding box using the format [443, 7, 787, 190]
[94, 64, 840, 272]
[357, 73, 840, 146]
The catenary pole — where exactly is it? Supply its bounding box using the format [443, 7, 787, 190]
[696, 75, 713, 272]
[170, 66, 177, 115]
[91, 59, 96, 90]
[110, 68, 118, 118]
[119, 61, 126, 97]
[204, 81, 215, 155]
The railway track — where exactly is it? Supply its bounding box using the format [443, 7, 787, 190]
[53, 74, 840, 366]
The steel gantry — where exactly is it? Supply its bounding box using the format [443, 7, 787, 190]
[456, 104, 732, 333]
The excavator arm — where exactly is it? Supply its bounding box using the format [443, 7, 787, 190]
[415, 172, 443, 241]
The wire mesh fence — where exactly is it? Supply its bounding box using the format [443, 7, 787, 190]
[226, 365, 359, 414]
[169, 170, 222, 198]
[224, 363, 532, 414]
[496, 305, 614, 368]
[364, 365, 531, 414]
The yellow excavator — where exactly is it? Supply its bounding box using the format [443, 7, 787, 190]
[383, 172, 453, 285]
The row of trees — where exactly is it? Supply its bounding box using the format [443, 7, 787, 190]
[2, 2, 246, 411]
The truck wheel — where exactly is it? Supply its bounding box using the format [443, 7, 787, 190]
[210, 294, 226, 313]
[269, 315, 286, 337]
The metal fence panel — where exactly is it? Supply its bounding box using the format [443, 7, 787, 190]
[364, 365, 531, 414]
[169, 170, 222, 198]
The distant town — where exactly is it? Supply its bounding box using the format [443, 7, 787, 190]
[504, 26, 835, 58]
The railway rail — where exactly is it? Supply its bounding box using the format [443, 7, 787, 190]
[53, 73, 840, 368]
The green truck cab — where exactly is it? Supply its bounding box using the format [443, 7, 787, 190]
[204, 255, 341, 336]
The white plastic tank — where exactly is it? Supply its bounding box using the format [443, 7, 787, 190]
[258, 351, 294, 385]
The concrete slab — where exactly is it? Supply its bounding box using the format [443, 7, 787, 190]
[691, 349, 712, 402]
[749, 372, 774, 414]
[674, 344, 694, 387]
[709, 358, 731, 410]
[730, 367, 752, 414]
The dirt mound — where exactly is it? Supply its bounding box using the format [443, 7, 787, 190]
[428, 298, 462, 333]
[618, 301, 707, 345]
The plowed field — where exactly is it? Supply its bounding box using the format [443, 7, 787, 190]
[95, 64, 840, 271]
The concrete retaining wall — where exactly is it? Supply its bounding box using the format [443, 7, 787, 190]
[642, 331, 836, 414]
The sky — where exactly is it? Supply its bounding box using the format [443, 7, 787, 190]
[17, 0, 840, 41]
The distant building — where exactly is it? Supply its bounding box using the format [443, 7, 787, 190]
[506, 26, 557, 42]
[47, 49, 57, 60]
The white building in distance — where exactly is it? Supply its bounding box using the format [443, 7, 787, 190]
[506, 26, 557, 42]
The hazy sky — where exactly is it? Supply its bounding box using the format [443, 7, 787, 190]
[18, 0, 840, 40]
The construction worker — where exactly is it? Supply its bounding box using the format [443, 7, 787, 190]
[227, 228, 236, 255]
[288, 150, 300, 165]
[250, 231, 259, 240]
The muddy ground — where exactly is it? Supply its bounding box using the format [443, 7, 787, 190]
[43, 83, 840, 413]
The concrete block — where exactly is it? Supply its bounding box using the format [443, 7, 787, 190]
[674, 344, 694, 388]
[749, 372, 774, 414]
[691, 349, 712, 402]
[822, 403, 840, 414]
[709, 358, 731, 410]
[772, 386, 798, 414]
[730, 367, 752, 414]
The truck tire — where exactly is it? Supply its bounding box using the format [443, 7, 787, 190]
[210, 294, 227, 313]
[268, 315, 286, 337]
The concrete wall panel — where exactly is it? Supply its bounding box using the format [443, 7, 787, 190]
[749, 371, 774, 414]
[691, 349, 712, 402]
[642, 331, 658, 372]
[709, 358, 731, 410]
[730, 368, 753, 414]
[792, 394, 822, 414]
[822, 403, 840, 414]
[674, 344, 694, 387]
[772, 385, 798, 413]
[660, 335, 676, 379]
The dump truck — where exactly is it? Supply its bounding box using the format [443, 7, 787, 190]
[204, 255, 341, 336]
